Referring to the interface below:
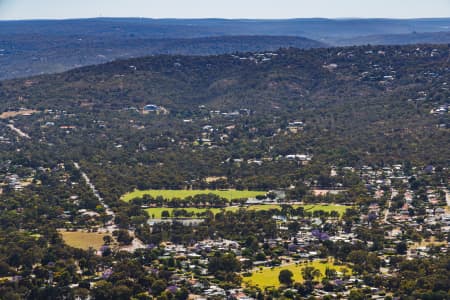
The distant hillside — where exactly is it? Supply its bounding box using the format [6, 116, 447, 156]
[0, 35, 324, 80]
[1, 18, 450, 80]
[2, 18, 450, 39]
[1, 44, 448, 166]
[339, 31, 450, 46]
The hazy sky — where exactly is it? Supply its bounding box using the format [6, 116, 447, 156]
[0, 0, 449, 20]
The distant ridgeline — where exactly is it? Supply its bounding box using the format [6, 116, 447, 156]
[1, 18, 450, 80]
[0, 34, 325, 80]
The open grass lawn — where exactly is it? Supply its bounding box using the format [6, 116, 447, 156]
[301, 204, 350, 216]
[60, 231, 109, 250]
[122, 189, 266, 202]
[146, 204, 351, 218]
[243, 260, 351, 288]
[247, 204, 349, 215]
[145, 207, 241, 218]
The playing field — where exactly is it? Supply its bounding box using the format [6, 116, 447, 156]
[299, 204, 350, 216]
[122, 189, 266, 202]
[145, 204, 351, 218]
[248, 204, 349, 216]
[60, 231, 109, 250]
[146, 207, 241, 218]
[243, 260, 351, 288]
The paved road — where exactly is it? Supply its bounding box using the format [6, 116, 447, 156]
[383, 188, 397, 223]
[74, 162, 146, 251]
[74, 162, 115, 221]
[445, 189, 450, 212]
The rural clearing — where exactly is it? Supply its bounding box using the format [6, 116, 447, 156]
[59, 230, 110, 251]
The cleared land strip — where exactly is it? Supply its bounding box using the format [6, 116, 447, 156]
[0, 109, 39, 119]
[6, 124, 30, 139]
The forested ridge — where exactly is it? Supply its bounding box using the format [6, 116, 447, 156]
[1, 44, 448, 168]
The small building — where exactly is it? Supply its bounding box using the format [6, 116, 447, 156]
[143, 104, 161, 112]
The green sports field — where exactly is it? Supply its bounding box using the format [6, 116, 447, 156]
[145, 204, 351, 218]
[122, 189, 266, 202]
[299, 204, 349, 215]
[243, 260, 351, 288]
[247, 204, 349, 215]
[145, 207, 241, 218]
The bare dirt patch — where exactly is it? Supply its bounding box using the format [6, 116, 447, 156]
[0, 110, 39, 119]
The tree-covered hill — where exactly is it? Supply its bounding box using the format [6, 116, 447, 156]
[0, 44, 448, 197]
[338, 31, 450, 46]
